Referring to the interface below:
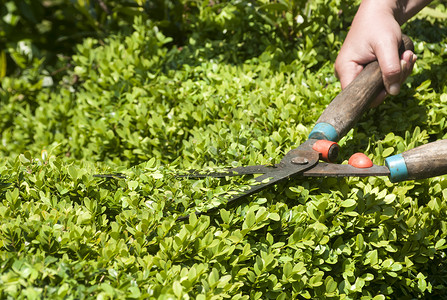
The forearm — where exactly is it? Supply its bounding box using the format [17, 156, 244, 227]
[358, 0, 433, 25]
[395, 0, 434, 24]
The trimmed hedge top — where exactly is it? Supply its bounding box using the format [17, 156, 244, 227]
[1, 0, 447, 299]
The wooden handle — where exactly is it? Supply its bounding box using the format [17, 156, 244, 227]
[309, 35, 414, 141]
[385, 139, 447, 182]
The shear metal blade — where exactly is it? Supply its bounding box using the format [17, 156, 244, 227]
[179, 165, 280, 178]
[177, 148, 320, 221]
[176, 165, 313, 221]
[224, 164, 312, 202]
[93, 173, 126, 179]
[302, 163, 390, 177]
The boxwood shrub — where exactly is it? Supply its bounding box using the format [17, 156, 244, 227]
[1, 0, 447, 298]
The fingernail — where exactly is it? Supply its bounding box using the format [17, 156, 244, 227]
[389, 83, 400, 95]
[400, 60, 407, 70]
[412, 54, 417, 63]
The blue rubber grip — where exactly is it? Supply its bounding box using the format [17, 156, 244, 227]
[385, 154, 409, 182]
[308, 123, 338, 142]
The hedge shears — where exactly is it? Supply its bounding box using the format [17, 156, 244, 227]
[177, 35, 447, 221]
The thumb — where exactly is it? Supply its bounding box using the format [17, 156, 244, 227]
[335, 60, 364, 90]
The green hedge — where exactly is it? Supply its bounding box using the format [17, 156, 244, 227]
[1, 0, 447, 298]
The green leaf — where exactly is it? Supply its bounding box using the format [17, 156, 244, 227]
[127, 180, 138, 190]
[151, 172, 163, 179]
[173, 281, 182, 298]
[383, 194, 396, 204]
[19, 154, 31, 165]
[435, 238, 446, 249]
[382, 147, 394, 157]
[259, 3, 288, 13]
[243, 210, 256, 230]
[283, 262, 293, 278]
[419, 7, 447, 19]
[366, 250, 379, 266]
[68, 165, 78, 180]
[268, 212, 280, 221]
[325, 276, 337, 293]
[417, 273, 427, 292]
[340, 199, 356, 208]
[0, 51, 6, 79]
[220, 209, 230, 223]
[309, 271, 324, 287]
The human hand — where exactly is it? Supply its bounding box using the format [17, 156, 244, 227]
[334, 1, 417, 107]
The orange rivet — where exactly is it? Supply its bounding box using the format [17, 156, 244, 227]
[348, 153, 373, 168]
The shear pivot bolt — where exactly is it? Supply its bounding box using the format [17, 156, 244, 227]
[291, 157, 308, 165]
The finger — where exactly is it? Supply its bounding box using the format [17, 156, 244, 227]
[401, 50, 413, 62]
[370, 52, 417, 109]
[400, 51, 417, 82]
[373, 38, 402, 95]
[370, 90, 387, 108]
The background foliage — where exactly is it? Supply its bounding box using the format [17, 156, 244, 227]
[1, 0, 447, 298]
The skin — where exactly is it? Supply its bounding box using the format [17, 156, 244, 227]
[335, 0, 433, 106]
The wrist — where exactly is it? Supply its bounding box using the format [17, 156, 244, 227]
[396, 0, 433, 24]
[359, 0, 433, 25]
[356, 0, 398, 24]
